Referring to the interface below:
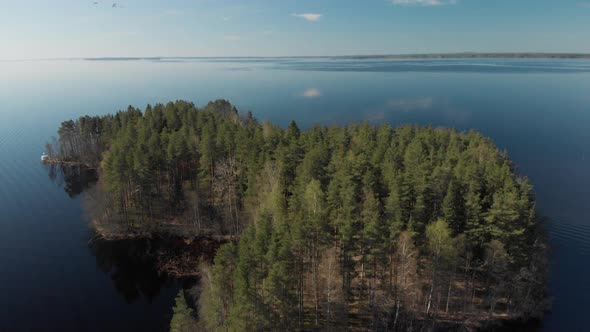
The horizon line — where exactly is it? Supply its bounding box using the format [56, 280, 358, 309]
[3, 52, 590, 62]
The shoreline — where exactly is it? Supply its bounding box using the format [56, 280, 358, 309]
[332, 53, 590, 60]
[7, 53, 590, 62]
[42, 159, 97, 169]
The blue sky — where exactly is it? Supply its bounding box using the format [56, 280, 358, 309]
[1, 0, 589, 59]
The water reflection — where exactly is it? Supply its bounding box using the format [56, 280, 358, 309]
[89, 237, 173, 303]
[43, 163, 221, 305]
[365, 97, 435, 122]
[88, 235, 221, 303]
[301, 88, 322, 98]
[45, 163, 98, 198]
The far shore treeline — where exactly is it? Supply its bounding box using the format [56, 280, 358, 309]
[50, 100, 549, 331]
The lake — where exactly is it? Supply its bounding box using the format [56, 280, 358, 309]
[0, 58, 589, 331]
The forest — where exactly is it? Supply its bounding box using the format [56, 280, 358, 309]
[50, 99, 549, 331]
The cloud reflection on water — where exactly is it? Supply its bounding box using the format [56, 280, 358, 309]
[365, 97, 434, 122]
[302, 88, 322, 98]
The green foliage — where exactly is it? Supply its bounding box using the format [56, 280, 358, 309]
[170, 290, 197, 332]
[426, 218, 455, 261]
[56, 100, 547, 329]
[442, 180, 466, 234]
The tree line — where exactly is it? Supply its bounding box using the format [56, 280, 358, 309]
[53, 100, 548, 330]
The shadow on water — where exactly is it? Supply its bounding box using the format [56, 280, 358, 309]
[45, 163, 98, 198]
[89, 236, 175, 303]
[43, 163, 221, 307]
[87, 234, 222, 303]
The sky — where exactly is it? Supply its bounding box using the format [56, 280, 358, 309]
[1, 0, 590, 59]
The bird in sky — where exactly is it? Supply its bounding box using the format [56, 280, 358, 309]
[112, 3, 116, 8]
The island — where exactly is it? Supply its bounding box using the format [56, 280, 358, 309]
[48, 100, 549, 331]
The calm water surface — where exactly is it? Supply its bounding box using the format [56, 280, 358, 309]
[1, 58, 589, 331]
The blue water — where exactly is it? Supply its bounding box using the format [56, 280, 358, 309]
[1, 58, 589, 331]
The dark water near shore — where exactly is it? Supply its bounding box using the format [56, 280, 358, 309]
[1, 58, 589, 331]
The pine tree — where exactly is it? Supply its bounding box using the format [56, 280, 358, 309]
[170, 290, 197, 332]
[54, 100, 547, 329]
[442, 180, 466, 234]
[425, 218, 455, 315]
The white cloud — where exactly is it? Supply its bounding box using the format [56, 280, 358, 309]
[392, 0, 457, 6]
[290, 13, 322, 22]
[302, 88, 322, 98]
[223, 35, 241, 41]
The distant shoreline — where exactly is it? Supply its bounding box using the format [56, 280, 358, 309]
[3, 53, 590, 62]
[333, 53, 590, 60]
[84, 53, 590, 61]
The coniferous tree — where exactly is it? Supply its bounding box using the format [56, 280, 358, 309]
[54, 100, 548, 330]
